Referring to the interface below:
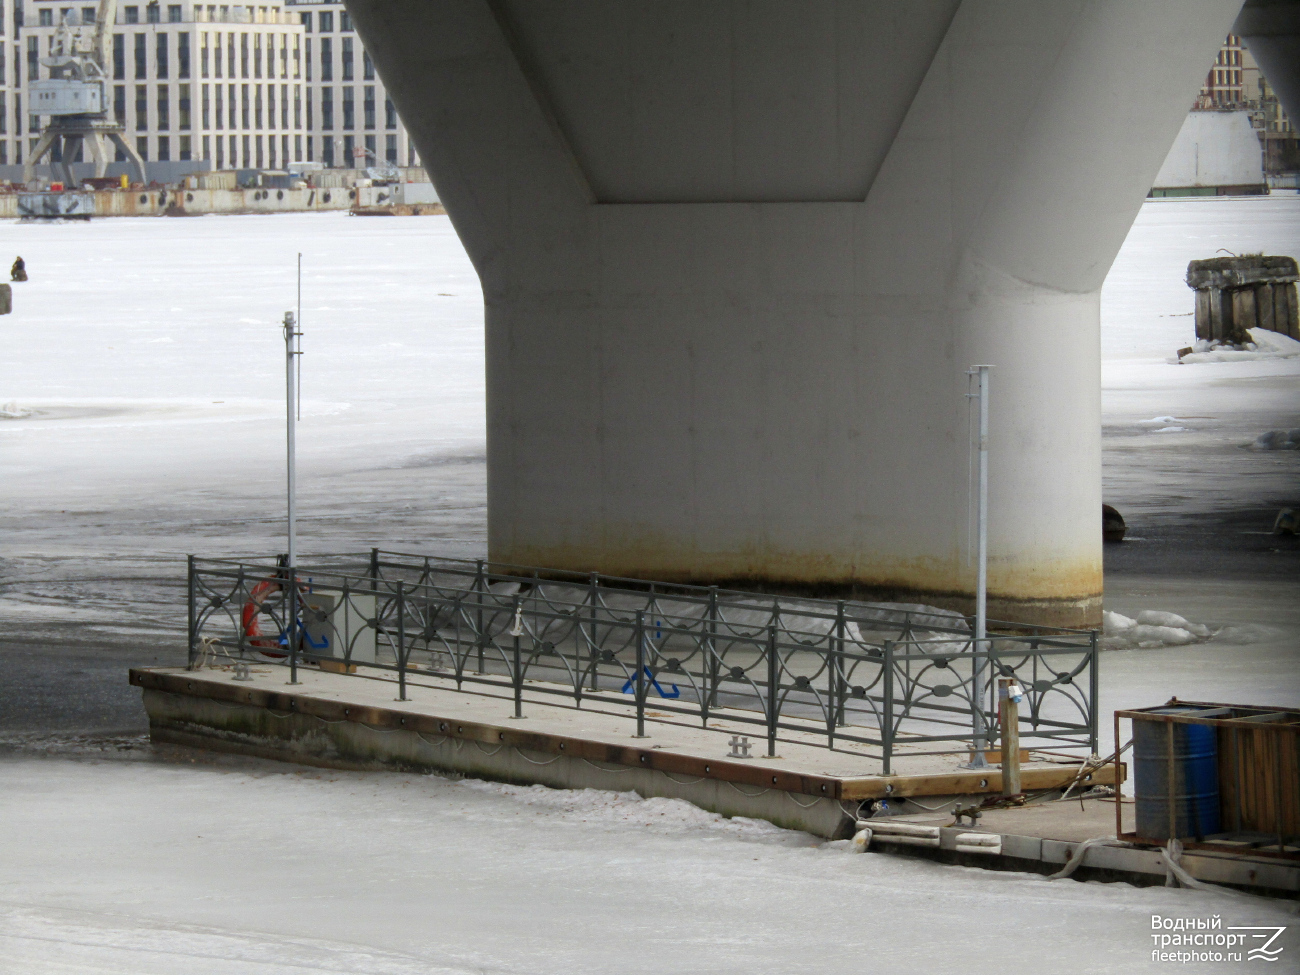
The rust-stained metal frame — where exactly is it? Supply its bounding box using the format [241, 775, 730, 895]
[186, 551, 1101, 772]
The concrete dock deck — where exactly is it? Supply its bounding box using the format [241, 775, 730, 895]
[130, 663, 1116, 838]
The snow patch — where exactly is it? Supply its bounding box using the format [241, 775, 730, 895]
[457, 779, 790, 840]
[1136, 416, 1191, 432]
[1103, 609, 1214, 649]
[1173, 328, 1300, 364]
[0, 401, 33, 419]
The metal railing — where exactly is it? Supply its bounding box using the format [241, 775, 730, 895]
[187, 551, 1100, 773]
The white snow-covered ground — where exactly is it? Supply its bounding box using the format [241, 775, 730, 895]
[1, 199, 1299, 972]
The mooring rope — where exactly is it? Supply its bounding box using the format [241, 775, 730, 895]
[784, 792, 825, 809]
[580, 758, 633, 773]
[513, 748, 563, 766]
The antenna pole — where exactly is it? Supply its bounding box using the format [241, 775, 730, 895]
[284, 305, 301, 683]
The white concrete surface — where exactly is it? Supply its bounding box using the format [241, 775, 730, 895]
[1152, 111, 1265, 190]
[350, 0, 1245, 626]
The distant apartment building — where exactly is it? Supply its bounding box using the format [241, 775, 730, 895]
[284, 0, 418, 169]
[1194, 33, 1295, 172]
[1196, 33, 1255, 108]
[1, 3, 17, 166]
[4, 0, 418, 176]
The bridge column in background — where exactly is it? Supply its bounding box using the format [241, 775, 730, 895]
[349, 0, 1244, 627]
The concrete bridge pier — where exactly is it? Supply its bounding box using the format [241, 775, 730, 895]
[351, 1, 1244, 627]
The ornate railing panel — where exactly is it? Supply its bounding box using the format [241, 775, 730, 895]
[187, 551, 1099, 773]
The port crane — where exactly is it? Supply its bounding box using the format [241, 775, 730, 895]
[24, 0, 146, 187]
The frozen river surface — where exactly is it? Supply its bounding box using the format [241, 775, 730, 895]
[3, 757, 1297, 975]
[1, 199, 1298, 972]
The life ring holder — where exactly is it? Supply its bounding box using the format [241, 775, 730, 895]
[240, 574, 310, 659]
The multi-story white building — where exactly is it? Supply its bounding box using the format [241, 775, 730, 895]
[0, 3, 11, 166]
[284, 0, 418, 169]
[5, 0, 418, 177]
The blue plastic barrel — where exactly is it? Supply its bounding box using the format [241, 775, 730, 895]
[1133, 709, 1221, 840]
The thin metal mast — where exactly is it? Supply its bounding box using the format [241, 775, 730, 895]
[967, 364, 992, 767]
[283, 287, 302, 683]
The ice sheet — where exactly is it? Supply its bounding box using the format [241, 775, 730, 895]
[2, 758, 1295, 975]
[2, 201, 1299, 972]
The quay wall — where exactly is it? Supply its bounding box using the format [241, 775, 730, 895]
[140, 685, 857, 839]
[1, 185, 359, 218]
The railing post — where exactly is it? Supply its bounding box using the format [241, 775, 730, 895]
[287, 564, 299, 685]
[706, 586, 719, 713]
[967, 630, 990, 767]
[475, 558, 486, 675]
[1088, 629, 1100, 755]
[187, 555, 198, 670]
[882, 640, 894, 776]
[588, 572, 599, 693]
[236, 566, 248, 658]
[634, 610, 646, 738]
[397, 584, 407, 702]
[512, 594, 523, 719]
[766, 619, 778, 758]
[830, 600, 845, 746]
[369, 547, 380, 585]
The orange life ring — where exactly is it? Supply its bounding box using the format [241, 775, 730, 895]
[241, 576, 307, 658]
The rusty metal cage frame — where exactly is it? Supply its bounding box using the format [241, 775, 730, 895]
[1115, 700, 1300, 860]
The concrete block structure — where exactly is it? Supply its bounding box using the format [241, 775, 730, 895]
[349, 0, 1266, 629]
[1151, 110, 1267, 196]
[1187, 255, 1300, 343]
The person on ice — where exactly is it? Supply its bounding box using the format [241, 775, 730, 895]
[10, 256, 26, 282]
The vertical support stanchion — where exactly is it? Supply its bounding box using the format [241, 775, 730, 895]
[1166, 720, 1177, 842]
[187, 555, 197, 670]
[475, 559, 486, 675]
[236, 566, 248, 658]
[999, 677, 1021, 795]
[397, 584, 407, 702]
[882, 640, 894, 776]
[369, 547, 379, 585]
[1233, 727, 1243, 834]
[1088, 629, 1100, 755]
[706, 586, 719, 713]
[634, 611, 646, 738]
[1273, 731, 1284, 853]
[512, 594, 523, 719]
[287, 564, 299, 686]
[588, 572, 599, 693]
[830, 600, 846, 744]
[766, 621, 778, 758]
[1114, 712, 1123, 840]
